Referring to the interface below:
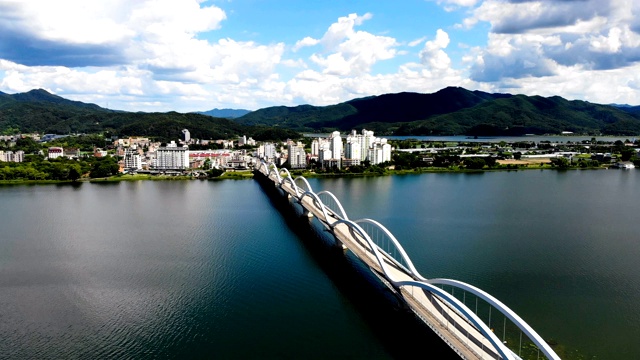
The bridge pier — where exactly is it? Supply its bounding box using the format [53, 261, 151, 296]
[302, 208, 314, 218]
[331, 234, 348, 251]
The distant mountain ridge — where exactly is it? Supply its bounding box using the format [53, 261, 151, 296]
[234, 87, 640, 136]
[0, 89, 299, 141]
[197, 108, 250, 118]
[0, 88, 106, 111]
[2, 87, 640, 137]
[611, 103, 640, 115]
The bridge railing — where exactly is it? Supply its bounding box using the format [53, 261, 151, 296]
[254, 158, 561, 360]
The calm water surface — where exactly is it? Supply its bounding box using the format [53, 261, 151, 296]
[1, 170, 639, 359]
[306, 169, 640, 359]
[0, 180, 450, 359]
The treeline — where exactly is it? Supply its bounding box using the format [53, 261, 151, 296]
[0, 156, 119, 181]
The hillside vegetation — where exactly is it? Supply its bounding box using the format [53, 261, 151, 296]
[234, 87, 640, 135]
[0, 89, 298, 141]
[2, 87, 640, 138]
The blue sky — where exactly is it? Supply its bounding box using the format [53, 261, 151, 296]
[0, 0, 639, 112]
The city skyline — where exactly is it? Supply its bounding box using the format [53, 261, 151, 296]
[1, 1, 639, 113]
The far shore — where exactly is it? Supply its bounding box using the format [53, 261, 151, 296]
[0, 162, 625, 186]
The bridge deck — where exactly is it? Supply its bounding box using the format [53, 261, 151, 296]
[272, 174, 502, 360]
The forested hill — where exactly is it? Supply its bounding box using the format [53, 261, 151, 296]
[234, 87, 640, 136]
[3, 87, 640, 138]
[197, 108, 250, 118]
[0, 89, 298, 141]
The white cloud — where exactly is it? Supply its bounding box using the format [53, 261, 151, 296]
[589, 27, 622, 53]
[420, 29, 452, 71]
[293, 37, 319, 52]
[2, 1, 640, 113]
[301, 13, 398, 76]
[408, 37, 427, 47]
[433, 0, 480, 9]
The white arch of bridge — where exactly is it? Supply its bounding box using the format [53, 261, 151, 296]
[254, 159, 560, 360]
[266, 165, 282, 184]
[316, 191, 349, 221]
[330, 218, 515, 360]
[258, 161, 268, 175]
[349, 220, 559, 360]
[298, 190, 331, 224]
[294, 176, 314, 195]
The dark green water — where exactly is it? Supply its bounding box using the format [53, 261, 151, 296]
[1, 170, 639, 359]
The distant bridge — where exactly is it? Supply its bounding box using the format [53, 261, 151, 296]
[254, 159, 561, 360]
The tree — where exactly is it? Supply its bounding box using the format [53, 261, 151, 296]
[464, 157, 486, 169]
[484, 156, 497, 168]
[89, 157, 119, 178]
[68, 164, 82, 181]
[207, 168, 224, 178]
[513, 152, 522, 160]
[14, 137, 41, 154]
[620, 148, 635, 162]
[551, 157, 570, 169]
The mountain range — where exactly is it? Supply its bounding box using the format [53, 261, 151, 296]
[0, 89, 298, 142]
[2, 87, 640, 138]
[233, 87, 640, 136]
[197, 108, 250, 118]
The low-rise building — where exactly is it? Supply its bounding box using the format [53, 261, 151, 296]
[48, 147, 64, 159]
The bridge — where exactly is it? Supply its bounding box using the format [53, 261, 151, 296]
[254, 159, 561, 360]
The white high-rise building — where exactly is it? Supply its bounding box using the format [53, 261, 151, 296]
[181, 129, 190, 143]
[343, 129, 390, 165]
[155, 141, 189, 169]
[367, 139, 392, 165]
[261, 142, 277, 160]
[124, 146, 143, 170]
[287, 142, 307, 169]
[361, 129, 376, 161]
[330, 131, 343, 159]
[345, 131, 362, 161]
[329, 131, 343, 169]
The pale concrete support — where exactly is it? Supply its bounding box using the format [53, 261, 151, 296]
[302, 208, 314, 218]
[332, 235, 347, 250]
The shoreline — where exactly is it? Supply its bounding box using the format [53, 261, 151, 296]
[0, 165, 619, 185]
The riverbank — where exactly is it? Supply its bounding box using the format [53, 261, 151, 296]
[0, 171, 256, 185]
[292, 164, 609, 179]
[1, 164, 627, 185]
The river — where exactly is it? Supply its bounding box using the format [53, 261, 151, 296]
[1, 169, 638, 359]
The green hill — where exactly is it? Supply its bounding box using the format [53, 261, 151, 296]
[197, 108, 251, 118]
[3, 87, 640, 138]
[234, 87, 640, 136]
[0, 89, 298, 141]
[234, 87, 508, 133]
[394, 95, 640, 136]
[234, 103, 359, 131]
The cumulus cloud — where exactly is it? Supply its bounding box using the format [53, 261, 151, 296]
[297, 13, 398, 76]
[420, 29, 452, 71]
[465, 0, 640, 84]
[3, 0, 640, 112]
[0, 0, 226, 67]
[0, 0, 294, 111]
[431, 0, 480, 10]
[469, 0, 606, 34]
